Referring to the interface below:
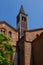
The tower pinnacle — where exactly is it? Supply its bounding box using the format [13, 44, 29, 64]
[20, 5, 25, 14]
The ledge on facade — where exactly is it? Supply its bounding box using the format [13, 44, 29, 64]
[32, 32, 43, 43]
[24, 28, 43, 32]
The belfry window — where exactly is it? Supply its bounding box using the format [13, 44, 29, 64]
[8, 31, 12, 37]
[22, 16, 26, 21]
[1, 29, 5, 34]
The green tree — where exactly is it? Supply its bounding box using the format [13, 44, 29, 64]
[0, 34, 14, 65]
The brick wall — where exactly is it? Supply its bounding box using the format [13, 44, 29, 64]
[32, 32, 43, 65]
[0, 22, 18, 46]
[0, 22, 18, 64]
[17, 37, 25, 65]
[25, 29, 43, 42]
[24, 41, 31, 65]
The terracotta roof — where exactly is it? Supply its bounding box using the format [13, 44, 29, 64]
[0, 21, 18, 32]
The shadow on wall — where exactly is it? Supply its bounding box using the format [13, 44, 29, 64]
[30, 32, 43, 65]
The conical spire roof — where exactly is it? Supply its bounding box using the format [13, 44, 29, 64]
[17, 5, 28, 17]
[20, 5, 25, 14]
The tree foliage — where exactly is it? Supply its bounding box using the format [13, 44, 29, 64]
[0, 34, 14, 65]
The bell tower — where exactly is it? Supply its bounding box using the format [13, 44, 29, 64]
[16, 5, 28, 38]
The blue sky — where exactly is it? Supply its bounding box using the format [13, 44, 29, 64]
[0, 0, 43, 30]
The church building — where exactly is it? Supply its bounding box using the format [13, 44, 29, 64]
[0, 5, 43, 65]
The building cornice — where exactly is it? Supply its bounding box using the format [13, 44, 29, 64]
[0, 21, 18, 32]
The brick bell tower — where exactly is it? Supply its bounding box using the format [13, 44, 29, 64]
[16, 5, 28, 38]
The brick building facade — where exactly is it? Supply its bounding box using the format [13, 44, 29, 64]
[0, 5, 43, 65]
[0, 21, 18, 64]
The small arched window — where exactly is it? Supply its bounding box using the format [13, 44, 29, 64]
[1, 29, 5, 34]
[8, 31, 12, 37]
[22, 16, 26, 21]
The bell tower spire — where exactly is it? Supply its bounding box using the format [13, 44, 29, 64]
[20, 5, 25, 13]
[16, 5, 28, 39]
